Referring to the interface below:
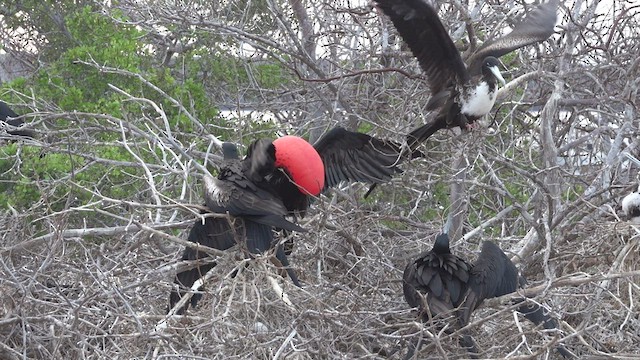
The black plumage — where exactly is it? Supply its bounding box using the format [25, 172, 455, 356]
[403, 234, 572, 359]
[376, 0, 558, 146]
[1, 101, 34, 138]
[403, 233, 470, 323]
[266, 126, 416, 215]
[168, 212, 236, 314]
[316, 127, 407, 190]
[169, 128, 413, 314]
[168, 141, 305, 314]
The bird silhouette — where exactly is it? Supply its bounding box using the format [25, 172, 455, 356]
[168, 141, 307, 314]
[403, 233, 572, 358]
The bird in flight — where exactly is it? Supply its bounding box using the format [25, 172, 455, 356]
[375, 0, 558, 147]
[402, 233, 572, 359]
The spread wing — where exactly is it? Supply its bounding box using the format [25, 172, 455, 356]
[376, 0, 469, 95]
[466, 0, 558, 74]
[313, 127, 406, 190]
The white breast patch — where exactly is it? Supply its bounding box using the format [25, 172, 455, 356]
[460, 82, 497, 117]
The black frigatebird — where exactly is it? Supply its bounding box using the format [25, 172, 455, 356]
[169, 127, 412, 313]
[375, 0, 558, 147]
[1, 101, 34, 138]
[168, 140, 307, 314]
[402, 233, 472, 358]
[403, 233, 573, 359]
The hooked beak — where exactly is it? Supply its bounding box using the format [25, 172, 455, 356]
[489, 65, 506, 86]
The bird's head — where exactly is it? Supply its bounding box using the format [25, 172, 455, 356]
[272, 135, 325, 196]
[482, 56, 506, 86]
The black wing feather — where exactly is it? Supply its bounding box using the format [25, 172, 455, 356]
[403, 236, 472, 322]
[466, 0, 558, 74]
[313, 127, 404, 190]
[204, 172, 283, 217]
[460, 241, 522, 324]
[168, 214, 237, 314]
[244, 138, 277, 183]
[376, 0, 469, 95]
[464, 241, 573, 358]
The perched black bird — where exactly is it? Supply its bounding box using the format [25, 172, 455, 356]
[375, 0, 558, 147]
[402, 233, 472, 359]
[168, 141, 307, 314]
[403, 234, 572, 359]
[170, 127, 413, 314]
[403, 233, 470, 323]
[1, 101, 34, 138]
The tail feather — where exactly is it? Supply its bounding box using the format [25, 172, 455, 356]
[169, 260, 217, 314]
[245, 220, 302, 286]
[459, 333, 480, 359]
[169, 213, 304, 314]
[168, 216, 236, 314]
[517, 301, 558, 329]
[248, 214, 307, 233]
[403, 336, 421, 360]
[407, 119, 445, 150]
[275, 243, 301, 287]
[281, 229, 294, 256]
[244, 219, 274, 254]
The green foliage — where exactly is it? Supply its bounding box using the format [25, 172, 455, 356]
[255, 63, 289, 89]
[0, 1, 98, 62]
[29, 7, 146, 113]
[0, 6, 226, 213]
[2, 3, 295, 214]
[0, 146, 41, 208]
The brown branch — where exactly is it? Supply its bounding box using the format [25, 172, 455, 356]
[292, 67, 422, 83]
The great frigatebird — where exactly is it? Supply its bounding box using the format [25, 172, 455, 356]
[403, 233, 572, 359]
[168, 140, 307, 314]
[169, 127, 413, 313]
[375, 0, 558, 147]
